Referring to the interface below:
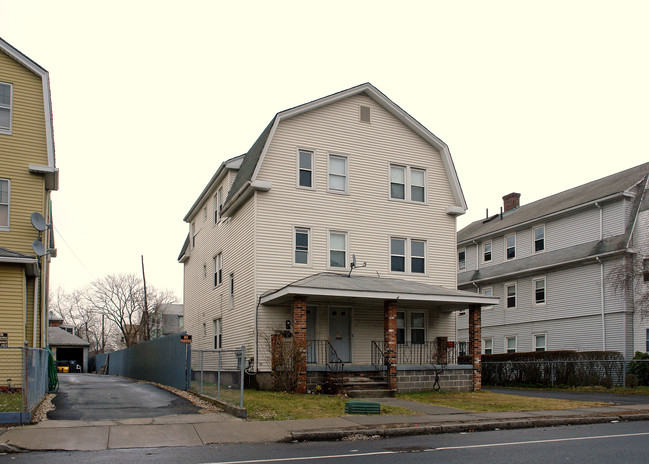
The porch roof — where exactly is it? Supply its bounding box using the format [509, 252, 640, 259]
[260, 272, 499, 311]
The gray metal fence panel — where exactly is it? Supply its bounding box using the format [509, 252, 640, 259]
[0, 347, 49, 413]
[189, 347, 245, 408]
[98, 333, 190, 390]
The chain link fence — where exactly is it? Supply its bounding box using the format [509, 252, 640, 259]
[0, 347, 50, 414]
[190, 347, 245, 408]
[483, 359, 649, 388]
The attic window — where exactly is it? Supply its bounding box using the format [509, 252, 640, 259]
[360, 105, 370, 123]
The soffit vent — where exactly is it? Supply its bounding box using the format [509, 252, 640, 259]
[360, 105, 370, 123]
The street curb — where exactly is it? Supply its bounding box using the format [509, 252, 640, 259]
[289, 413, 649, 442]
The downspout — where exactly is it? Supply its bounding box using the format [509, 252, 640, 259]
[596, 257, 605, 351]
[33, 276, 39, 347]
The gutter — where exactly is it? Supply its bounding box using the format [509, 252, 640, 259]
[221, 180, 271, 217]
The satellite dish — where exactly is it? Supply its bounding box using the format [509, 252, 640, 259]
[30, 212, 47, 232]
[32, 240, 46, 257]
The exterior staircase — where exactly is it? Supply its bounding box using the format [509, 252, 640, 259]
[339, 371, 395, 398]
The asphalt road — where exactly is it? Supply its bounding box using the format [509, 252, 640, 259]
[485, 387, 649, 404]
[48, 374, 199, 420]
[5, 420, 649, 463]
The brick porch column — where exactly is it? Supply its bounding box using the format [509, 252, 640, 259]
[292, 295, 307, 393]
[468, 304, 482, 391]
[384, 300, 397, 390]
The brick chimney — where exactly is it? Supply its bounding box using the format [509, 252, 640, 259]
[502, 192, 521, 212]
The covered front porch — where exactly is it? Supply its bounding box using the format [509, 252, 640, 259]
[260, 273, 498, 394]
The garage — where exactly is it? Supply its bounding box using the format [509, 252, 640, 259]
[48, 326, 89, 373]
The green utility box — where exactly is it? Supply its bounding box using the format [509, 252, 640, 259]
[345, 401, 381, 415]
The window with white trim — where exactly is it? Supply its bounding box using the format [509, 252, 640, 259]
[483, 241, 492, 262]
[294, 227, 310, 265]
[482, 287, 494, 310]
[505, 234, 516, 260]
[533, 225, 545, 253]
[0, 179, 9, 229]
[390, 237, 426, 274]
[213, 318, 222, 349]
[533, 277, 546, 305]
[534, 334, 547, 352]
[328, 154, 348, 193]
[458, 249, 466, 271]
[458, 341, 468, 357]
[328, 231, 347, 269]
[483, 338, 493, 354]
[191, 221, 196, 248]
[0, 83, 12, 133]
[396, 310, 426, 344]
[505, 282, 517, 309]
[298, 149, 314, 188]
[506, 336, 517, 353]
[214, 253, 222, 286]
[389, 164, 426, 203]
[214, 187, 223, 223]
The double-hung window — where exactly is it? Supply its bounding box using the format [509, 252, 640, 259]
[214, 187, 224, 224]
[328, 231, 347, 269]
[483, 338, 493, 355]
[0, 179, 9, 229]
[0, 83, 12, 133]
[294, 227, 310, 265]
[298, 150, 314, 188]
[396, 312, 406, 344]
[506, 336, 517, 353]
[534, 334, 547, 352]
[458, 249, 466, 271]
[213, 318, 222, 349]
[533, 277, 546, 305]
[483, 241, 492, 262]
[505, 282, 517, 309]
[533, 225, 545, 253]
[505, 234, 516, 260]
[328, 154, 348, 193]
[396, 311, 425, 344]
[214, 253, 222, 286]
[390, 237, 426, 274]
[389, 165, 426, 203]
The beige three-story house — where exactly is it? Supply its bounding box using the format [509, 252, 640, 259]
[0, 37, 58, 365]
[179, 84, 495, 393]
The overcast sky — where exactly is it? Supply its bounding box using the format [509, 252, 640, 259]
[1, 1, 647, 301]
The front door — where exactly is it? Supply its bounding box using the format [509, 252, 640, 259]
[329, 307, 351, 363]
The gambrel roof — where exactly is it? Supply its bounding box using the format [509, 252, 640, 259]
[458, 162, 649, 244]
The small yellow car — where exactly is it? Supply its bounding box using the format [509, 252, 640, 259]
[56, 361, 69, 373]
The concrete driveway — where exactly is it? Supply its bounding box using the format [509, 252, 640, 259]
[48, 374, 200, 421]
[486, 387, 649, 405]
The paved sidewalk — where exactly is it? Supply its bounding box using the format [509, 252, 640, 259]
[2, 399, 649, 453]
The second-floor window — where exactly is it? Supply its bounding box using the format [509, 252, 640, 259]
[294, 227, 310, 265]
[328, 154, 348, 193]
[505, 282, 517, 309]
[390, 237, 426, 274]
[534, 225, 545, 253]
[329, 231, 347, 269]
[389, 165, 426, 203]
[214, 253, 222, 286]
[458, 249, 466, 271]
[506, 336, 517, 353]
[483, 241, 492, 262]
[214, 318, 222, 349]
[0, 83, 11, 133]
[534, 277, 546, 304]
[298, 150, 314, 188]
[506, 234, 516, 260]
[0, 179, 9, 229]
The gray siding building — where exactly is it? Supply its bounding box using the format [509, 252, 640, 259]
[457, 162, 649, 357]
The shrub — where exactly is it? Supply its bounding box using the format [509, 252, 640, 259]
[628, 352, 649, 386]
[625, 373, 639, 389]
[600, 376, 613, 389]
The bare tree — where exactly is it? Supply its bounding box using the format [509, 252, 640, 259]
[609, 256, 649, 318]
[50, 287, 103, 353]
[140, 286, 177, 341]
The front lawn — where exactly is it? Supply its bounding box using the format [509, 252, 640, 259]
[397, 390, 608, 412]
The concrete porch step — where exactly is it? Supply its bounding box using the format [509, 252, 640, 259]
[347, 389, 395, 398]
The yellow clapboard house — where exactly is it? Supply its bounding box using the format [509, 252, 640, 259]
[0, 36, 58, 374]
